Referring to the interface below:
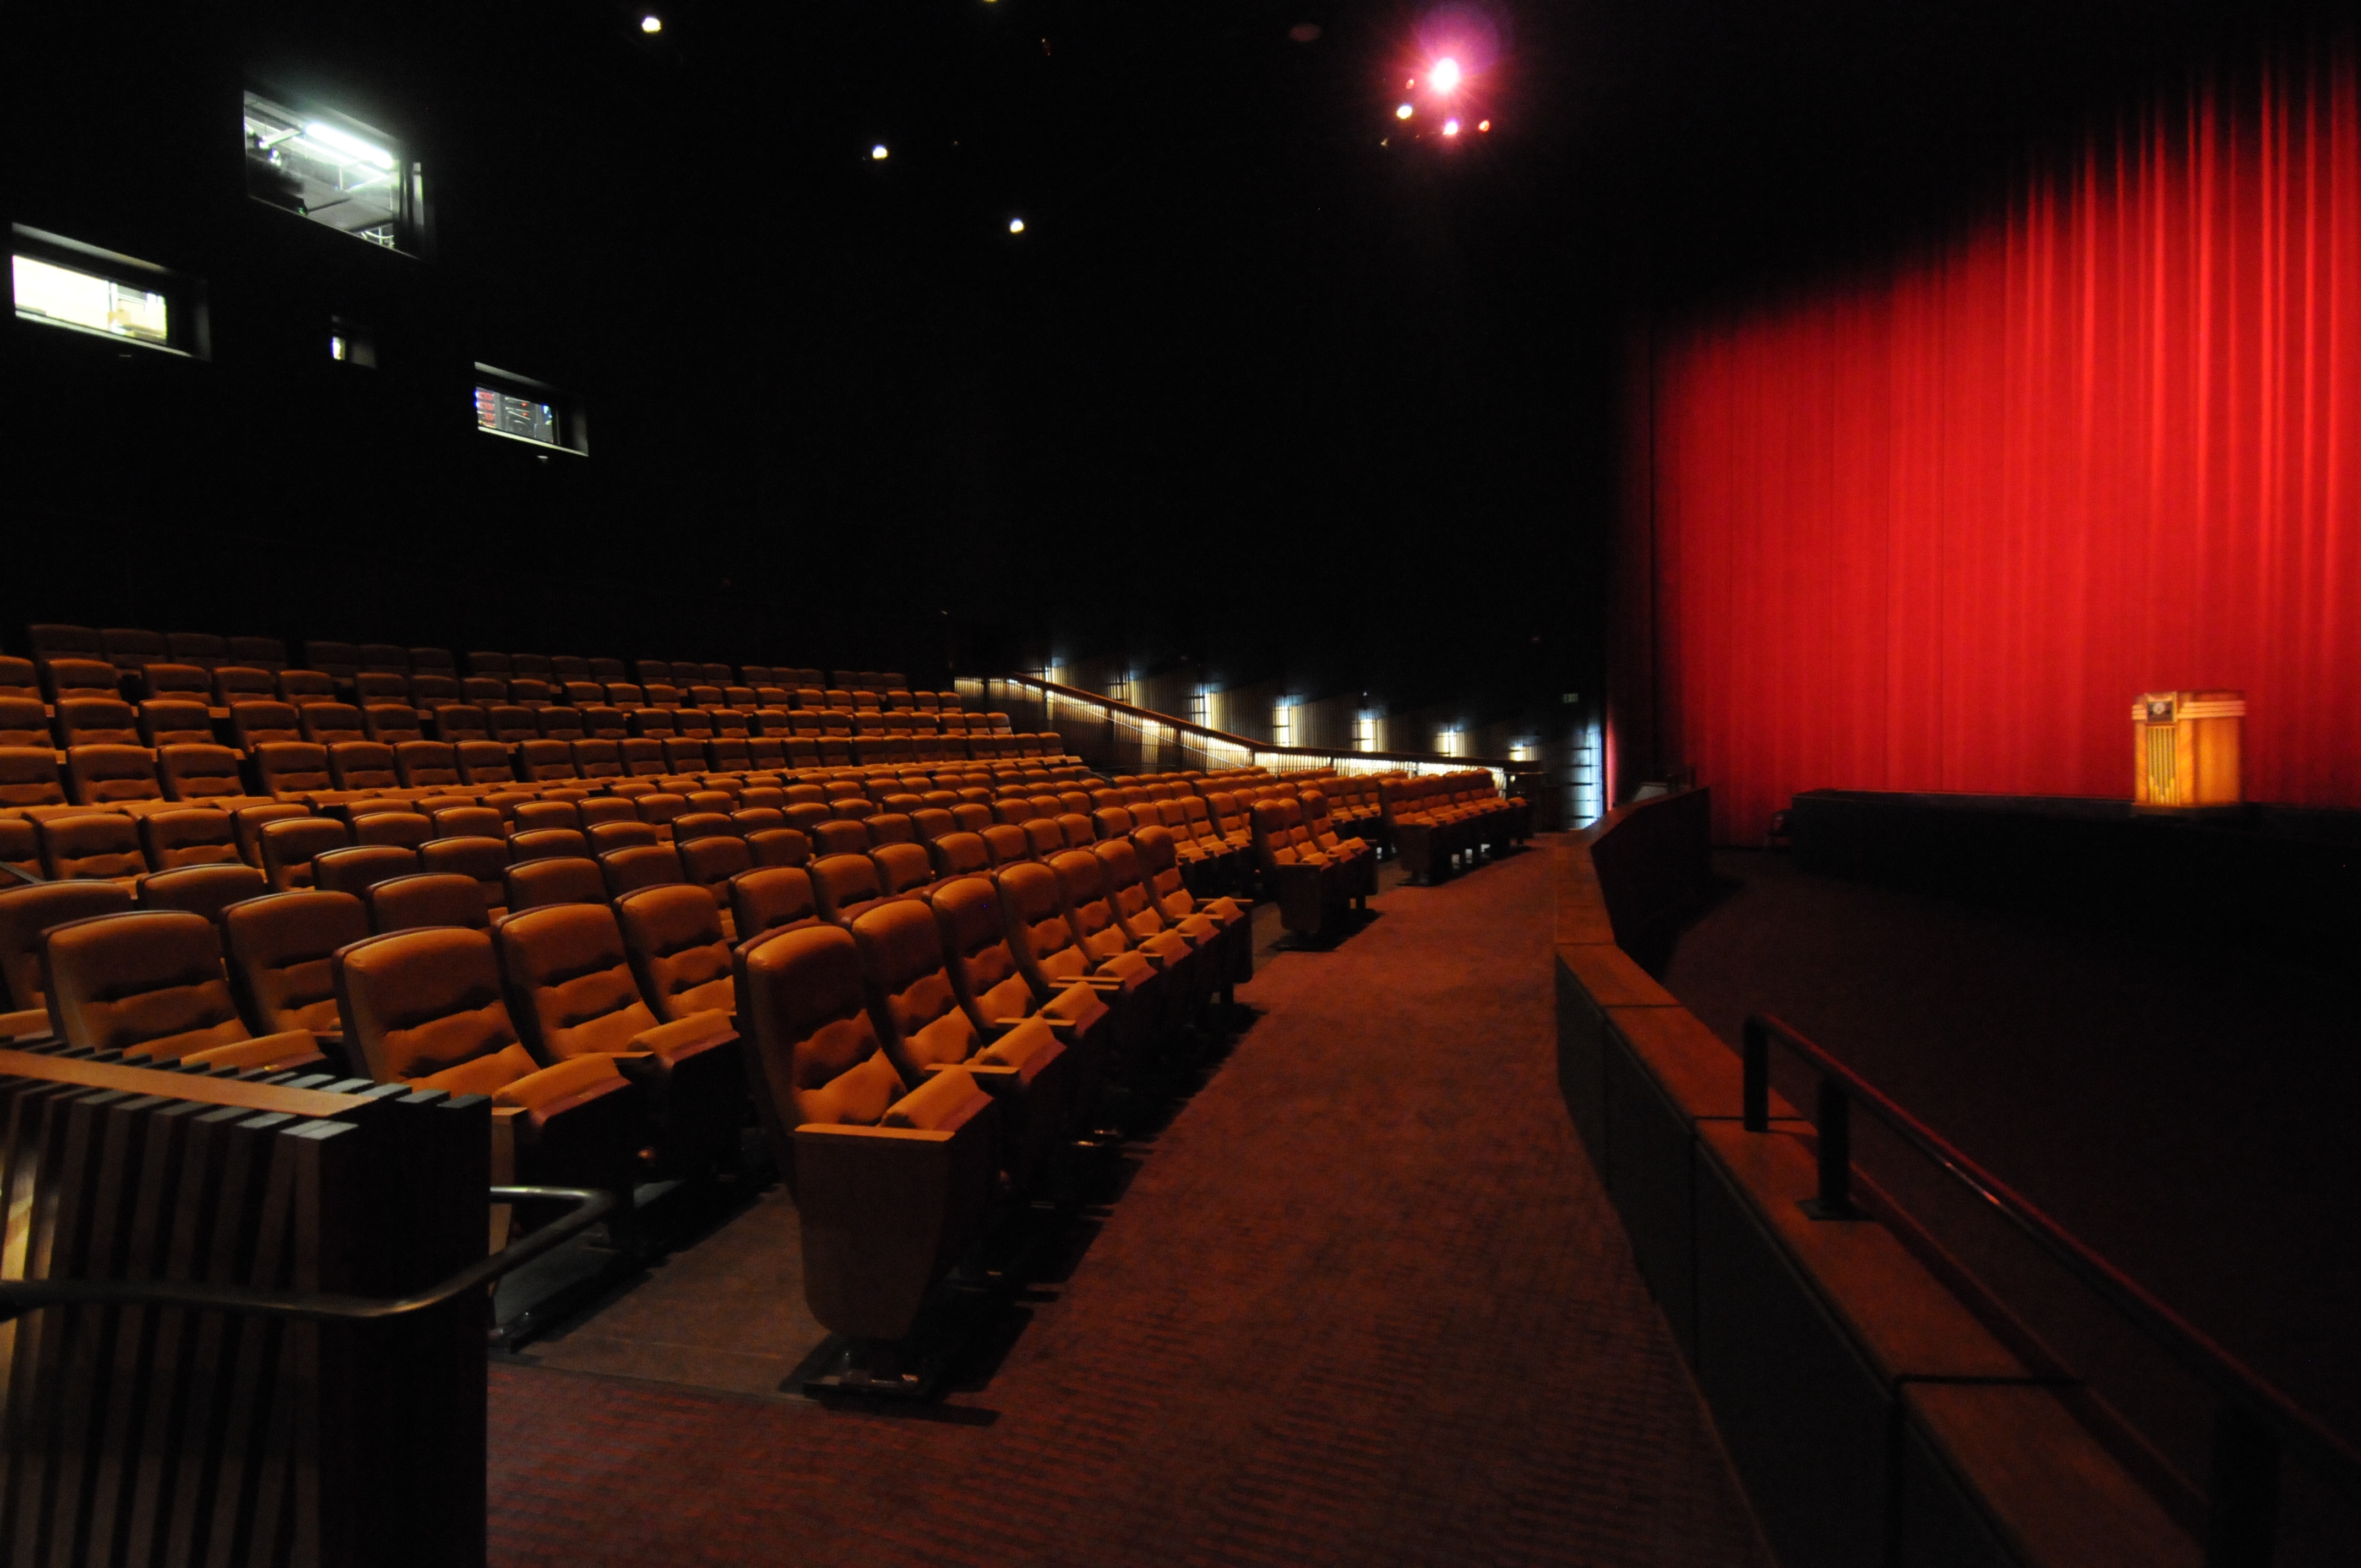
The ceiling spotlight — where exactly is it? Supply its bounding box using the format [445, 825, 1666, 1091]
[1443, 118, 1461, 136]
[1430, 57, 1461, 93]
[872, 144, 889, 160]
[1009, 217, 1026, 233]
[1395, 103, 1414, 120]
[640, 14, 662, 32]
[1478, 119, 1492, 132]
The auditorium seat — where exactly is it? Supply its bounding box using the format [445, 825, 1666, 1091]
[550, 656, 591, 682]
[494, 899, 742, 1174]
[300, 703, 367, 747]
[0, 880, 132, 1036]
[324, 741, 398, 793]
[504, 855, 607, 911]
[587, 657, 627, 682]
[313, 844, 421, 899]
[735, 923, 998, 1348]
[456, 740, 520, 785]
[231, 700, 303, 749]
[357, 643, 409, 674]
[467, 652, 512, 679]
[726, 865, 822, 944]
[853, 897, 1069, 1195]
[978, 823, 1032, 868]
[153, 744, 243, 804]
[333, 925, 642, 1195]
[352, 810, 434, 849]
[138, 807, 241, 870]
[1051, 847, 1193, 1034]
[42, 658, 123, 704]
[601, 843, 687, 897]
[995, 860, 1154, 1073]
[1299, 788, 1378, 899]
[1248, 797, 1342, 936]
[0, 820, 38, 883]
[56, 696, 140, 747]
[364, 703, 425, 743]
[418, 835, 512, 918]
[411, 673, 462, 709]
[137, 862, 268, 924]
[138, 699, 214, 750]
[278, 669, 339, 706]
[37, 908, 323, 1069]
[166, 631, 226, 669]
[615, 881, 739, 1025]
[1093, 835, 1217, 1006]
[66, 745, 162, 807]
[230, 802, 309, 866]
[355, 672, 410, 705]
[870, 841, 937, 901]
[511, 827, 591, 862]
[510, 654, 554, 682]
[678, 834, 752, 937]
[137, 661, 213, 702]
[810, 852, 903, 928]
[367, 871, 492, 934]
[747, 826, 812, 868]
[260, 815, 352, 890]
[588, 821, 660, 854]
[489, 706, 540, 744]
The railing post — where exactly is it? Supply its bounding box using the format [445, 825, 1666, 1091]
[1804, 1075, 1857, 1218]
[1741, 1016, 1769, 1132]
[2205, 1403, 2280, 1568]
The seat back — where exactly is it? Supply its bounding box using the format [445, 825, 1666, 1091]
[418, 835, 513, 917]
[56, 697, 140, 747]
[494, 902, 660, 1060]
[678, 834, 752, 912]
[137, 863, 269, 924]
[260, 815, 353, 890]
[734, 924, 910, 1134]
[367, 872, 490, 934]
[929, 874, 1036, 1027]
[312, 844, 422, 897]
[300, 703, 367, 745]
[994, 861, 1091, 992]
[600, 843, 686, 897]
[455, 740, 518, 783]
[223, 888, 372, 1039]
[353, 810, 434, 848]
[39, 910, 250, 1060]
[67, 744, 161, 805]
[157, 743, 246, 801]
[1093, 836, 1171, 940]
[809, 853, 888, 927]
[510, 827, 590, 862]
[253, 741, 333, 795]
[140, 807, 240, 870]
[589, 820, 661, 852]
[727, 865, 820, 945]
[230, 699, 302, 747]
[1048, 848, 1131, 962]
[231, 802, 311, 865]
[0, 881, 134, 1011]
[40, 814, 148, 880]
[616, 882, 736, 1020]
[925, 831, 989, 884]
[395, 739, 462, 787]
[333, 927, 527, 1083]
[852, 897, 980, 1079]
[503, 856, 608, 911]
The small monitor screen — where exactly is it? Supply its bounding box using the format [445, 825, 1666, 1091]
[12, 253, 170, 344]
[476, 385, 560, 447]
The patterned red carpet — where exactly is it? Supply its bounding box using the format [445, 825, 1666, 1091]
[486, 838, 1770, 1567]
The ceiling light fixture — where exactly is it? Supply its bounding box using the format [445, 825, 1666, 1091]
[872, 144, 889, 160]
[302, 122, 393, 169]
[640, 14, 662, 32]
[1395, 103, 1414, 120]
[1443, 118, 1460, 136]
[1430, 57, 1461, 93]
[1008, 217, 1026, 233]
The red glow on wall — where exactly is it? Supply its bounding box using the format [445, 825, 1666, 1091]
[1619, 55, 2361, 842]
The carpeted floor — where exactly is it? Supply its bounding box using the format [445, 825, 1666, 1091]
[484, 839, 1771, 1567]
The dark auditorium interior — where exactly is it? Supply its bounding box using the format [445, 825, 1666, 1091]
[4, 1, 2359, 1564]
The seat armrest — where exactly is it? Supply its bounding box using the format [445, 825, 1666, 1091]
[628, 1009, 738, 1064]
[182, 1028, 324, 1071]
[0, 1008, 52, 1044]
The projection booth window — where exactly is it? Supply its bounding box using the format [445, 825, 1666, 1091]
[242, 91, 419, 251]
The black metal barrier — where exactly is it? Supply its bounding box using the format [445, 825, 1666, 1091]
[1741, 1014, 2361, 1568]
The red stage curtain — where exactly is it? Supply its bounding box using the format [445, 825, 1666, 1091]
[1626, 55, 2361, 843]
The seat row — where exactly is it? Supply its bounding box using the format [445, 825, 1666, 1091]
[1, 802, 1252, 1362]
[17, 621, 910, 694]
[1, 654, 963, 720]
[0, 725, 1080, 815]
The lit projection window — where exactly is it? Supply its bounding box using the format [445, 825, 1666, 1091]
[243, 91, 417, 251]
[12, 253, 168, 343]
[473, 364, 587, 455]
[10, 226, 201, 356]
[1273, 700, 1296, 747]
[1353, 711, 1376, 752]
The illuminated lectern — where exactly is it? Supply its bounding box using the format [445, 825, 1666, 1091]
[2131, 690, 2244, 810]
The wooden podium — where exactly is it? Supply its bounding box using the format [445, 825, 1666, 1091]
[2131, 690, 2244, 810]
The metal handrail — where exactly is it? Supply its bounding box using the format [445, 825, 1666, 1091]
[0, 1184, 614, 1325]
[987, 673, 1531, 775]
[1742, 1012, 2361, 1566]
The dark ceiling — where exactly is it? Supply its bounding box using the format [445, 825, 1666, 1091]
[10, 0, 2335, 718]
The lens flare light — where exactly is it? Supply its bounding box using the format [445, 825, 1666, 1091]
[640, 14, 662, 32]
[1442, 118, 1460, 136]
[1395, 103, 1414, 120]
[1430, 57, 1461, 93]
